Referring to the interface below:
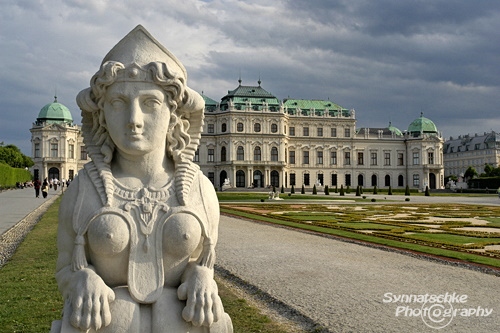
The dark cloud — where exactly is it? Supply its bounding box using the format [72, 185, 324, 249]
[0, 0, 499, 154]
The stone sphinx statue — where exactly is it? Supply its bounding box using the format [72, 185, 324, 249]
[51, 25, 233, 333]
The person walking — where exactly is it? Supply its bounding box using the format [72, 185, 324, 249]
[42, 178, 49, 199]
[34, 178, 41, 198]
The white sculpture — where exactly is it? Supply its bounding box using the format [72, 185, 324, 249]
[51, 25, 233, 333]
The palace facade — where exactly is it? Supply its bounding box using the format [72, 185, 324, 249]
[197, 81, 445, 191]
[444, 131, 500, 178]
[30, 97, 87, 181]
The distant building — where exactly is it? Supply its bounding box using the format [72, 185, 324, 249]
[197, 81, 445, 191]
[30, 97, 87, 181]
[443, 131, 500, 178]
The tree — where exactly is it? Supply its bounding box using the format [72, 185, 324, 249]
[0, 144, 33, 168]
[484, 164, 494, 177]
[464, 166, 478, 181]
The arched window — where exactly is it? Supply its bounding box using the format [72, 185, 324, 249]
[271, 123, 278, 133]
[271, 147, 278, 161]
[385, 175, 391, 187]
[371, 174, 377, 186]
[221, 123, 227, 133]
[358, 174, 364, 186]
[221, 147, 227, 162]
[254, 146, 261, 161]
[398, 175, 404, 187]
[236, 170, 245, 187]
[237, 146, 244, 160]
[254, 123, 261, 132]
[237, 122, 244, 132]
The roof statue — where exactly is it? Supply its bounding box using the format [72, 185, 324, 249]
[51, 25, 233, 333]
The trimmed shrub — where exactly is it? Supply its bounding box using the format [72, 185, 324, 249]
[0, 162, 32, 188]
[291, 185, 295, 194]
[388, 186, 393, 195]
[324, 185, 329, 195]
[312, 185, 317, 195]
[405, 198, 410, 201]
[281, 185, 284, 193]
[346, 186, 350, 194]
[356, 185, 361, 196]
[334, 186, 338, 193]
[360, 186, 364, 194]
[405, 185, 410, 196]
[301, 185, 305, 194]
[373, 185, 378, 194]
[340, 185, 345, 196]
[425, 186, 430, 196]
[260, 198, 265, 202]
[371, 198, 376, 202]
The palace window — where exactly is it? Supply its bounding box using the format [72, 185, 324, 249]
[290, 173, 296, 186]
[330, 151, 337, 165]
[331, 174, 338, 186]
[317, 127, 323, 137]
[208, 149, 214, 162]
[69, 144, 75, 159]
[221, 123, 227, 133]
[317, 151, 323, 164]
[208, 172, 215, 184]
[51, 143, 58, 158]
[303, 151, 309, 164]
[344, 128, 350, 137]
[331, 127, 337, 137]
[398, 153, 404, 166]
[254, 123, 261, 132]
[304, 173, 310, 186]
[207, 124, 214, 133]
[34, 143, 40, 158]
[344, 152, 351, 165]
[221, 146, 227, 162]
[237, 146, 244, 161]
[384, 152, 390, 166]
[289, 151, 295, 164]
[370, 152, 377, 165]
[413, 174, 420, 187]
[303, 127, 309, 136]
[345, 174, 351, 186]
[194, 149, 199, 162]
[358, 152, 364, 165]
[413, 152, 420, 165]
[80, 146, 87, 160]
[428, 152, 434, 164]
[271, 147, 278, 161]
[290, 127, 295, 136]
[271, 124, 278, 133]
[254, 146, 261, 161]
[237, 122, 244, 132]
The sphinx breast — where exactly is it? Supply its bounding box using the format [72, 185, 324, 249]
[88, 213, 130, 255]
[163, 213, 202, 259]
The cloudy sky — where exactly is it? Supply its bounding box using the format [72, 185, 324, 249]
[1, 0, 499, 155]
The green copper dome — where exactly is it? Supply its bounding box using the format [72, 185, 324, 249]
[408, 113, 437, 134]
[387, 122, 403, 136]
[37, 97, 73, 124]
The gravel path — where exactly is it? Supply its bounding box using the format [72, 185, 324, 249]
[216, 215, 500, 333]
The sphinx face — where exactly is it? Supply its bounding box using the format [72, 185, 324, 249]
[103, 81, 171, 157]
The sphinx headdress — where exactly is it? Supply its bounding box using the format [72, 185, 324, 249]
[78, 25, 205, 206]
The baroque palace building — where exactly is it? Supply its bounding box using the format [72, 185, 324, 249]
[443, 131, 500, 178]
[197, 80, 445, 191]
[30, 97, 87, 182]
